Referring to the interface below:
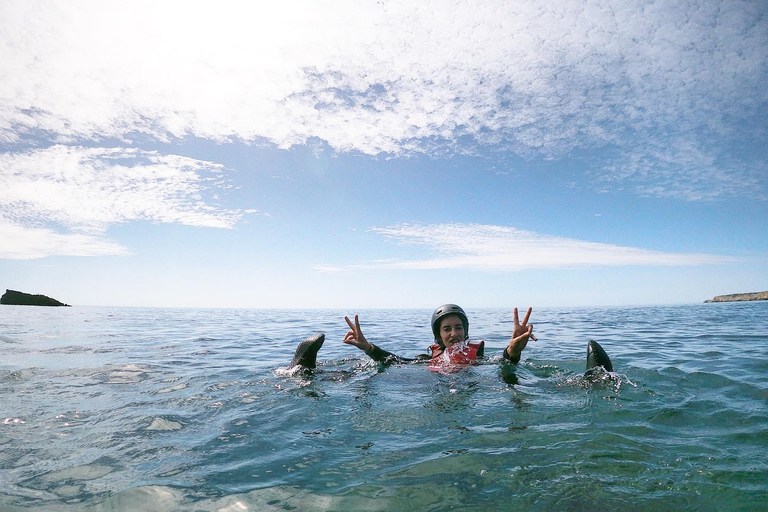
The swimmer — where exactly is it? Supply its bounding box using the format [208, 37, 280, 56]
[343, 304, 537, 365]
[287, 305, 614, 381]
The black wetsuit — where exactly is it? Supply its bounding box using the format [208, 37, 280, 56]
[364, 344, 431, 364]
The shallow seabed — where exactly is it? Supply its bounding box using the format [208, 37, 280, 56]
[1, 303, 767, 511]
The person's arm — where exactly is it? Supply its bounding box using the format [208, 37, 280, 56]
[343, 314, 403, 363]
[503, 307, 537, 364]
[365, 343, 402, 362]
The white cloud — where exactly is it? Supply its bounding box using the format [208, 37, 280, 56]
[1, 0, 766, 199]
[315, 223, 735, 271]
[0, 145, 251, 259]
[0, 219, 127, 259]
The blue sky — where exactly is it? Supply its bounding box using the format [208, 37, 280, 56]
[1, 0, 766, 308]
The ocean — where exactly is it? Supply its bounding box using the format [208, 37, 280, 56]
[1, 303, 766, 511]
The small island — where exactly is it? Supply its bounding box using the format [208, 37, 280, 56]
[705, 291, 768, 303]
[0, 289, 71, 307]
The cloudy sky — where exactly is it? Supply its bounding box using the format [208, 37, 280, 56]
[1, 0, 766, 308]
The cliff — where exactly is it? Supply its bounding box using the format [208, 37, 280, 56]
[0, 289, 71, 307]
[705, 291, 768, 303]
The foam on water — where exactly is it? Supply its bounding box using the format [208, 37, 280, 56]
[1, 303, 767, 511]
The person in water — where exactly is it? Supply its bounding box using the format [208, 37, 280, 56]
[343, 304, 537, 365]
[288, 304, 613, 378]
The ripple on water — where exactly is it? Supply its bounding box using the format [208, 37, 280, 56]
[1, 305, 766, 510]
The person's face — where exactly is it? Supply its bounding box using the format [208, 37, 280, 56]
[439, 315, 466, 348]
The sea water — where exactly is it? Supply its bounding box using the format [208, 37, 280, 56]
[1, 303, 766, 511]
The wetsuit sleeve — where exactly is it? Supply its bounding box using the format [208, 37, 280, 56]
[365, 344, 430, 364]
[502, 346, 520, 364]
[365, 343, 403, 363]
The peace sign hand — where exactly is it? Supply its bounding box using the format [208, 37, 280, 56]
[506, 307, 537, 363]
[344, 314, 372, 353]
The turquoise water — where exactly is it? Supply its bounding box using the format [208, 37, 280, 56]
[1, 303, 766, 511]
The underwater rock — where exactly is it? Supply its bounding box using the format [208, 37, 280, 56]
[0, 289, 70, 306]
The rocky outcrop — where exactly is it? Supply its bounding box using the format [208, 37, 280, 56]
[705, 291, 768, 303]
[0, 289, 70, 307]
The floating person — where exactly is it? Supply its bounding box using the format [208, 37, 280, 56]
[286, 304, 614, 380]
[342, 304, 537, 366]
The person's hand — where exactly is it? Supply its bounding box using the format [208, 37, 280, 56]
[344, 315, 372, 353]
[505, 307, 537, 363]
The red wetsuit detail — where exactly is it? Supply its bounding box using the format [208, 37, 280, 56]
[429, 341, 484, 365]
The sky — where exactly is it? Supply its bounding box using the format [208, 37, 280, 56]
[1, 0, 766, 309]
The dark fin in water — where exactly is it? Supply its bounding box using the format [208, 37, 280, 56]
[290, 333, 325, 369]
[586, 340, 613, 372]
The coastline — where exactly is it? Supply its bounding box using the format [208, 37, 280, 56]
[705, 291, 768, 303]
[0, 289, 71, 307]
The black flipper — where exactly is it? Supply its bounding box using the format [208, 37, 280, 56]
[586, 340, 613, 372]
[290, 333, 325, 369]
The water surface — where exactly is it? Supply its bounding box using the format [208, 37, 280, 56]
[1, 303, 766, 511]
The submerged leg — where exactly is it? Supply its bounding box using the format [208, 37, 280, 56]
[585, 340, 613, 372]
[290, 333, 325, 369]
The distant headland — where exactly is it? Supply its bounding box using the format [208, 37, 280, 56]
[0, 289, 71, 307]
[705, 291, 768, 303]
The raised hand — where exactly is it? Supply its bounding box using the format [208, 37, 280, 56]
[506, 307, 537, 363]
[343, 314, 372, 353]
